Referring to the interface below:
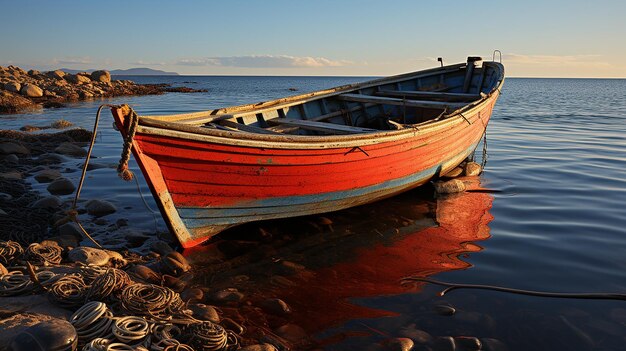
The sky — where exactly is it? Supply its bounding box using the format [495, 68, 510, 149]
[1, 0, 625, 78]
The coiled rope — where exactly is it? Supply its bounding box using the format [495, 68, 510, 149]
[120, 283, 185, 321]
[112, 316, 150, 344]
[184, 321, 229, 351]
[48, 273, 87, 307]
[401, 276, 626, 301]
[25, 243, 62, 265]
[0, 271, 33, 296]
[86, 268, 132, 302]
[105, 343, 136, 351]
[70, 301, 115, 345]
[0, 240, 23, 265]
[82, 338, 111, 351]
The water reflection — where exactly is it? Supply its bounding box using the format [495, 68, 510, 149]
[185, 178, 494, 349]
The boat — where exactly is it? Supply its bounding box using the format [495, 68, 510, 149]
[110, 56, 505, 248]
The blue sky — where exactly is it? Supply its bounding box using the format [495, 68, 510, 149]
[1, 0, 624, 77]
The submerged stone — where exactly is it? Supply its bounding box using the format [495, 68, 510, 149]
[433, 179, 466, 194]
[85, 199, 116, 216]
[47, 178, 75, 195]
[464, 162, 482, 176]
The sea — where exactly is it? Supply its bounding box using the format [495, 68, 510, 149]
[2, 76, 626, 350]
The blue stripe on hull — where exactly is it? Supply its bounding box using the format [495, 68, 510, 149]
[175, 141, 480, 229]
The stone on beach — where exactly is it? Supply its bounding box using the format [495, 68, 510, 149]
[211, 288, 244, 303]
[85, 199, 117, 216]
[54, 142, 87, 157]
[58, 222, 83, 239]
[20, 83, 44, 97]
[464, 162, 482, 176]
[260, 298, 292, 316]
[64, 73, 91, 84]
[47, 70, 66, 80]
[189, 303, 221, 323]
[3, 82, 21, 93]
[90, 70, 111, 83]
[68, 246, 111, 266]
[0, 141, 29, 155]
[433, 179, 466, 194]
[160, 251, 191, 276]
[46, 177, 75, 195]
[30, 196, 62, 210]
[9, 319, 77, 351]
[444, 166, 464, 178]
[384, 337, 414, 351]
[34, 169, 61, 183]
[454, 336, 482, 350]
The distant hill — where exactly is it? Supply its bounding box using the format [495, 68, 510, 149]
[59, 67, 179, 76]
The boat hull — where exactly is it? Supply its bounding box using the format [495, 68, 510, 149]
[112, 93, 498, 248]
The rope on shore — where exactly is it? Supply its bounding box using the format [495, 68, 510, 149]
[70, 301, 115, 345]
[82, 338, 111, 351]
[112, 316, 150, 344]
[86, 268, 132, 302]
[401, 276, 626, 301]
[48, 273, 87, 307]
[120, 283, 186, 321]
[117, 106, 139, 182]
[184, 321, 229, 351]
[25, 242, 62, 265]
[0, 240, 24, 265]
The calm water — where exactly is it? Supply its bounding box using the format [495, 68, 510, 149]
[2, 76, 626, 350]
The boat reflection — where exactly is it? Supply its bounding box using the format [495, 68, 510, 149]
[185, 177, 494, 345]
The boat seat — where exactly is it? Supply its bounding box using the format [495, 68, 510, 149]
[267, 118, 378, 134]
[374, 90, 481, 101]
[337, 93, 466, 110]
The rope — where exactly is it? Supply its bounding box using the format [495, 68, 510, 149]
[86, 268, 132, 302]
[163, 344, 195, 351]
[117, 106, 139, 182]
[112, 316, 150, 344]
[105, 343, 136, 351]
[0, 240, 23, 265]
[48, 273, 87, 307]
[82, 338, 111, 351]
[0, 271, 34, 296]
[120, 283, 186, 321]
[401, 276, 626, 301]
[70, 301, 115, 345]
[184, 321, 229, 351]
[25, 243, 62, 265]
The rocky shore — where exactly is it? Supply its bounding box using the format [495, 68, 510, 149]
[0, 65, 206, 114]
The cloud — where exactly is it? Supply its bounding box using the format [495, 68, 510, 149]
[175, 55, 352, 68]
[130, 60, 167, 66]
[54, 57, 92, 65]
[504, 54, 611, 68]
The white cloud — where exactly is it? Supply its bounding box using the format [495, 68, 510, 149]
[130, 60, 167, 66]
[175, 55, 352, 68]
[54, 57, 92, 65]
[504, 53, 610, 68]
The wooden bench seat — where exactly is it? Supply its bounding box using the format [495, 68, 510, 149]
[374, 90, 481, 101]
[337, 93, 466, 110]
[267, 118, 378, 134]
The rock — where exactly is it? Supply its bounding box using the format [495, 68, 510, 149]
[9, 319, 77, 351]
[385, 338, 414, 351]
[260, 298, 292, 316]
[160, 251, 191, 276]
[65, 74, 91, 84]
[30, 196, 61, 210]
[464, 162, 482, 176]
[434, 304, 456, 316]
[0, 90, 36, 113]
[47, 178, 75, 195]
[47, 70, 65, 80]
[4, 154, 19, 163]
[68, 246, 111, 266]
[90, 70, 111, 83]
[189, 304, 220, 323]
[162, 274, 186, 292]
[20, 83, 44, 97]
[454, 336, 481, 351]
[181, 288, 204, 303]
[54, 142, 87, 157]
[211, 288, 244, 303]
[37, 153, 68, 164]
[86, 162, 108, 171]
[105, 249, 125, 263]
[481, 338, 508, 351]
[433, 336, 456, 351]
[85, 199, 116, 216]
[433, 179, 466, 194]
[0, 171, 22, 180]
[150, 240, 174, 255]
[444, 167, 463, 178]
[0, 314, 64, 345]
[127, 264, 160, 283]
[274, 323, 308, 344]
[241, 344, 278, 351]
[58, 222, 83, 239]
[0, 142, 29, 155]
[34, 169, 61, 183]
[27, 69, 40, 76]
[3, 82, 21, 93]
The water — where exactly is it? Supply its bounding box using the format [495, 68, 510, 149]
[2, 76, 626, 350]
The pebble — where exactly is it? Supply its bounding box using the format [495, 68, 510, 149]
[385, 337, 414, 351]
[9, 319, 77, 351]
[58, 222, 83, 239]
[464, 162, 482, 176]
[53, 142, 87, 157]
[85, 199, 116, 216]
[34, 169, 61, 183]
[162, 274, 186, 292]
[454, 336, 481, 351]
[46, 178, 75, 195]
[433, 336, 456, 351]
[47, 70, 65, 80]
[3, 154, 19, 163]
[189, 303, 220, 323]
[445, 167, 464, 178]
[0, 141, 29, 155]
[433, 179, 466, 194]
[91, 70, 111, 83]
[0, 171, 22, 180]
[241, 344, 278, 351]
[30, 196, 62, 210]
[19, 83, 44, 97]
[211, 288, 244, 304]
[37, 153, 68, 164]
[260, 298, 292, 316]
[434, 304, 456, 316]
[127, 264, 161, 283]
[150, 240, 174, 255]
[4, 82, 21, 93]
[481, 338, 508, 351]
[181, 288, 204, 303]
[274, 323, 308, 343]
[160, 251, 191, 276]
[68, 246, 111, 266]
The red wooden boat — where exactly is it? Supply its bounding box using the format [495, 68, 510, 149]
[110, 56, 504, 248]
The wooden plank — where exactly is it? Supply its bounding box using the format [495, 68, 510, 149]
[375, 90, 480, 101]
[337, 94, 466, 110]
[220, 120, 281, 134]
[267, 118, 378, 134]
[178, 114, 234, 125]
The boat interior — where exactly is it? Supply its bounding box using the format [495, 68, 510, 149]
[145, 57, 503, 136]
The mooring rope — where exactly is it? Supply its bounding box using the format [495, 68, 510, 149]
[120, 283, 186, 321]
[117, 106, 139, 182]
[401, 276, 626, 301]
[0, 240, 23, 265]
[112, 316, 150, 344]
[86, 268, 132, 301]
[48, 273, 87, 307]
[70, 301, 115, 345]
